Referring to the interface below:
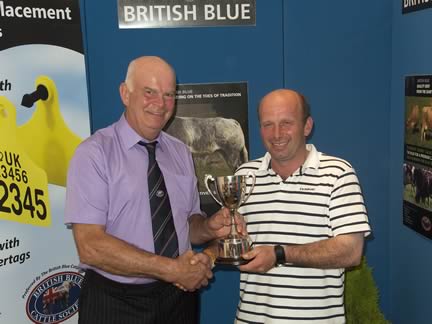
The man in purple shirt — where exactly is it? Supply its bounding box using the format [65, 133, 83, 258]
[65, 56, 235, 324]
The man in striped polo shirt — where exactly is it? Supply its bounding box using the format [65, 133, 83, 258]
[235, 89, 371, 323]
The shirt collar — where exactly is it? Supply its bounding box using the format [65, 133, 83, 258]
[258, 144, 320, 175]
[116, 114, 166, 152]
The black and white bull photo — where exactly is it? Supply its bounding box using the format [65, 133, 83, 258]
[165, 116, 248, 171]
[165, 116, 249, 193]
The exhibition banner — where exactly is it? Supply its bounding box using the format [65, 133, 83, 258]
[0, 0, 90, 323]
[403, 75, 432, 239]
[118, 0, 256, 28]
[166, 82, 249, 215]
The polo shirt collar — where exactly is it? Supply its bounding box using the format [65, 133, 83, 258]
[257, 144, 320, 175]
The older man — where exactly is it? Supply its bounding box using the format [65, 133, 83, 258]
[65, 56, 234, 324]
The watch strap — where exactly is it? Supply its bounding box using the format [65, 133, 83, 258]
[274, 245, 286, 266]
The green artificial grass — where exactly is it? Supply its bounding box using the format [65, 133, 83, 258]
[345, 257, 390, 324]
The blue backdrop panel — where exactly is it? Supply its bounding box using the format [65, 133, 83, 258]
[80, 1, 284, 323]
[283, 1, 392, 316]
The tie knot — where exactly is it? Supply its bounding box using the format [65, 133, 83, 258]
[139, 141, 157, 165]
[138, 141, 158, 152]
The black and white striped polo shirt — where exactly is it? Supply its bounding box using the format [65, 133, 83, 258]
[235, 144, 371, 324]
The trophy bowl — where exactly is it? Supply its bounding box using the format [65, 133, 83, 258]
[204, 172, 256, 265]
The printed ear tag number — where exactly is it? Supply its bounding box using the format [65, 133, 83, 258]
[0, 96, 51, 227]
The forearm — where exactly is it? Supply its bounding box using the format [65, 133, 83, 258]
[72, 224, 177, 282]
[283, 233, 364, 269]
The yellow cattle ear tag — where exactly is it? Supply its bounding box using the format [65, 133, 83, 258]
[0, 96, 51, 227]
[17, 75, 82, 187]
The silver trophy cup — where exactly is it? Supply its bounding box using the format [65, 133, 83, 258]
[204, 172, 256, 265]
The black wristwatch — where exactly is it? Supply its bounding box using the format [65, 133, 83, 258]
[274, 245, 286, 266]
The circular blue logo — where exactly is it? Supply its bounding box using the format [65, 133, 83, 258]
[26, 271, 83, 323]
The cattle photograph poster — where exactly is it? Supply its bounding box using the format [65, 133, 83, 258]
[165, 82, 249, 216]
[403, 75, 432, 239]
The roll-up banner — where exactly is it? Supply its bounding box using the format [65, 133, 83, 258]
[0, 0, 90, 323]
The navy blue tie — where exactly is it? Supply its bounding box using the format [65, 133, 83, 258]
[139, 141, 179, 258]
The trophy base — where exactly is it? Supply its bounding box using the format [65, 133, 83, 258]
[215, 257, 250, 266]
[216, 235, 253, 267]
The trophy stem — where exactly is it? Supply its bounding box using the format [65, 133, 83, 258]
[229, 209, 238, 236]
[217, 209, 251, 265]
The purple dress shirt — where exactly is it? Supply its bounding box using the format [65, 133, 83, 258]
[65, 114, 202, 284]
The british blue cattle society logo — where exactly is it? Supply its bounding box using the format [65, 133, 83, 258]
[26, 271, 83, 323]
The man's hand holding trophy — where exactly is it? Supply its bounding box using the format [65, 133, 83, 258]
[204, 172, 256, 266]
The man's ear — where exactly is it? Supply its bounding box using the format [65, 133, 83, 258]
[119, 82, 129, 106]
[304, 116, 314, 137]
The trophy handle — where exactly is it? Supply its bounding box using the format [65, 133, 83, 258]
[204, 174, 224, 207]
[241, 171, 256, 204]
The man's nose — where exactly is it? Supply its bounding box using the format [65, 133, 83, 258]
[273, 125, 281, 139]
[153, 94, 165, 107]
